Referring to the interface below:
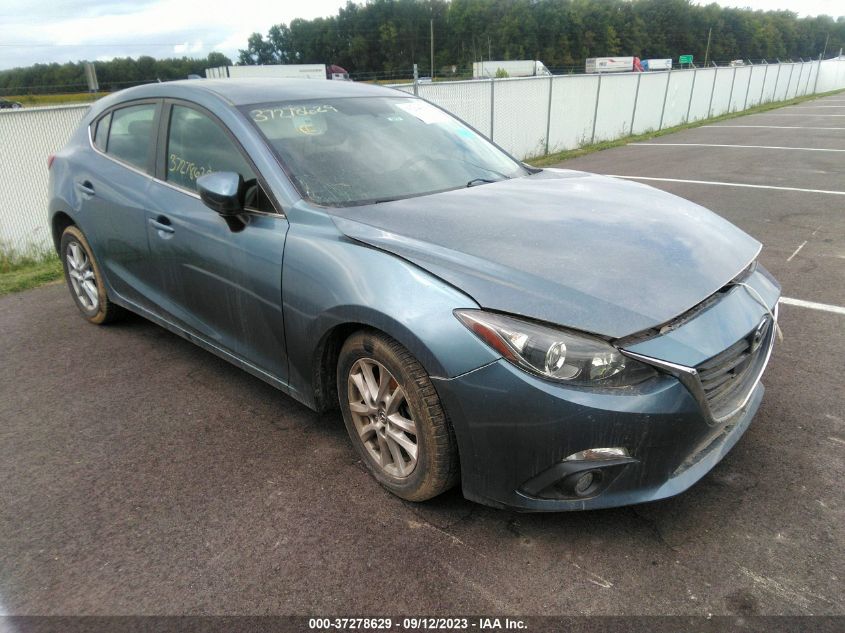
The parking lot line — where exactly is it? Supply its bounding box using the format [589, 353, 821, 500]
[786, 241, 808, 262]
[754, 113, 845, 117]
[707, 125, 845, 130]
[603, 175, 845, 196]
[629, 143, 845, 152]
[780, 297, 845, 315]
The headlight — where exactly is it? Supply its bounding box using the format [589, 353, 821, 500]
[455, 309, 656, 387]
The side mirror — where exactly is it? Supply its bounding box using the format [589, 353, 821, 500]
[196, 172, 244, 216]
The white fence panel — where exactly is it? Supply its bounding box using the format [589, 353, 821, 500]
[728, 67, 751, 112]
[745, 65, 766, 108]
[389, 83, 414, 95]
[631, 72, 668, 134]
[492, 76, 551, 159]
[817, 58, 845, 92]
[709, 67, 735, 116]
[794, 63, 807, 97]
[662, 70, 695, 128]
[593, 73, 639, 142]
[0, 105, 89, 253]
[688, 68, 716, 121]
[547, 75, 599, 152]
[802, 61, 817, 95]
[417, 80, 492, 137]
[786, 64, 803, 98]
[773, 64, 792, 100]
[760, 64, 779, 102]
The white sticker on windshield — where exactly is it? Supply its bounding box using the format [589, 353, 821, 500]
[396, 101, 451, 124]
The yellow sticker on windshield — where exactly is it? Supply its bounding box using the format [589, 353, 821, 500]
[293, 114, 327, 135]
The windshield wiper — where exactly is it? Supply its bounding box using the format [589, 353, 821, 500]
[370, 196, 404, 204]
[466, 178, 499, 187]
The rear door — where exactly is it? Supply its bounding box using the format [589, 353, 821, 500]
[145, 100, 290, 381]
[80, 100, 161, 310]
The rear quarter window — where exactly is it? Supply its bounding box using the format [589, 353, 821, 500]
[93, 112, 111, 151]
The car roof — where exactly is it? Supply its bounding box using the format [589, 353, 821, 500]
[104, 78, 409, 107]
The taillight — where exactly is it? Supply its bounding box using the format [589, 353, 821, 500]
[47, 154, 55, 169]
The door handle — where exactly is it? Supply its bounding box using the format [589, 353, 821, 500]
[75, 180, 95, 196]
[149, 216, 175, 235]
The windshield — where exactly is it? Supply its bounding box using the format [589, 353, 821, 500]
[241, 97, 529, 206]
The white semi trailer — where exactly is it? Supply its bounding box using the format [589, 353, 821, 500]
[205, 64, 350, 80]
[585, 57, 644, 73]
[472, 60, 551, 78]
[642, 58, 672, 71]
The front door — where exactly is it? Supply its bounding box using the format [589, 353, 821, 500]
[145, 102, 290, 382]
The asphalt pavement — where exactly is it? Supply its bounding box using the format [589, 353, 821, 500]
[0, 93, 843, 617]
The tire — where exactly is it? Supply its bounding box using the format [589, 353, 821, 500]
[60, 225, 124, 324]
[337, 330, 459, 502]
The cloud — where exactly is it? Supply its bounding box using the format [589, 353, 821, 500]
[0, 0, 348, 70]
[173, 41, 206, 55]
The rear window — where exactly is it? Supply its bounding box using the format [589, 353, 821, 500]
[106, 104, 156, 170]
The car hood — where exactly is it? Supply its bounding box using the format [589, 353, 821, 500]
[329, 169, 761, 339]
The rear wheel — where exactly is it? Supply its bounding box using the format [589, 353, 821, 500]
[60, 225, 124, 324]
[337, 331, 459, 502]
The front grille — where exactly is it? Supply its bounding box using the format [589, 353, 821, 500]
[695, 315, 774, 422]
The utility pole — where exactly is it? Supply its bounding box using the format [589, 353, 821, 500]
[430, 19, 434, 79]
[703, 27, 712, 68]
[821, 33, 829, 60]
[488, 35, 492, 63]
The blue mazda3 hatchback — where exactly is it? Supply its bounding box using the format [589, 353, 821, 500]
[48, 79, 780, 511]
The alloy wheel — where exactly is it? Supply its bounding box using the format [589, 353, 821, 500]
[66, 241, 99, 312]
[347, 358, 418, 478]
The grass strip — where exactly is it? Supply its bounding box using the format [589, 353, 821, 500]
[0, 250, 63, 296]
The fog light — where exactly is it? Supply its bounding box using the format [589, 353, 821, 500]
[520, 450, 637, 501]
[574, 471, 595, 495]
[564, 469, 603, 497]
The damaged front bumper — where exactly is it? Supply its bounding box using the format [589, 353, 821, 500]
[431, 266, 780, 512]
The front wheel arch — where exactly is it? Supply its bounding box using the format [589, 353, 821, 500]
[310, 317, 445, 414]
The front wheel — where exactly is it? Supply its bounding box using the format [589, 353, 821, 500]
[60, 225, 124, 324]
[337, 331, 459, 502]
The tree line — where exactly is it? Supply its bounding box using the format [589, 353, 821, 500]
[239, 0, 845, 78]
[0, 53, 231, 96]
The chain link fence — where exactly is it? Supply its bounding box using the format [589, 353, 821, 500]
[1, 104, 89, 255]
[1, 59, 844, 255]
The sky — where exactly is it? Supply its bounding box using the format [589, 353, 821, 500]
[1, 0, 843, 71]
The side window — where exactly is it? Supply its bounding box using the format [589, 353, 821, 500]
[93, 112, 111, 151]
[106, 104, 156, 170]
[166, 105, 274, 212]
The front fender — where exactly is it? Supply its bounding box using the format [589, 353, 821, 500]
[282, 211, 500, 409]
